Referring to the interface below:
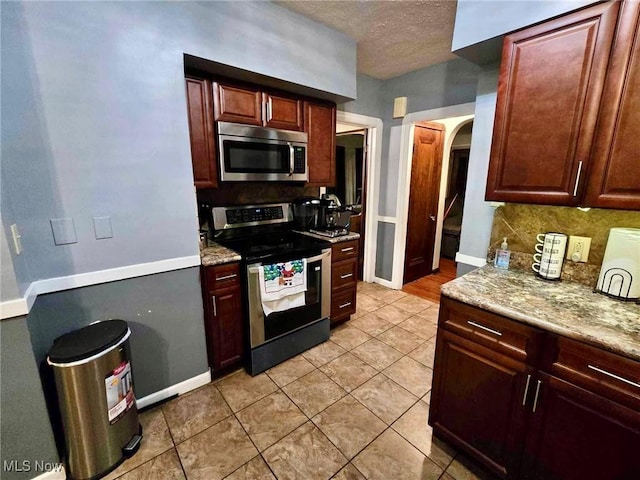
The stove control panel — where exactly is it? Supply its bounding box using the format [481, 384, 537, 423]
[210, 203, 292, 230]
[226, 206, 284, 225]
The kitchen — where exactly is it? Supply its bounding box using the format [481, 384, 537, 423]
[1, 1, 639, 480]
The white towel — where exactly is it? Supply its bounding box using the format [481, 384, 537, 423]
[258, 259, 307, 315]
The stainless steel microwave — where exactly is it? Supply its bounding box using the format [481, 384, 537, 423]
[217, 122, 308, 182]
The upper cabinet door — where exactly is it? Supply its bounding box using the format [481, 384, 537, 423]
[584, 1, 640, 210]
[213, 82, 262, 126]
[264, 93, 303, 131]
[185, 78, 217, 189]
[486, 1, 619, 206]
[305, 101, 336, 187]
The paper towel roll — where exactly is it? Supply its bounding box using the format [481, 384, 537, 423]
[596, 228, 640, 300]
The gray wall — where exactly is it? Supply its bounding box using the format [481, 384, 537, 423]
[1, 318, 58, 480]
[339, 73, 385, 119]
[1, 227, 20, 302]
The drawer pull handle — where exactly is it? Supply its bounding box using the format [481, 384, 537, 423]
[340, 273, 353, 279]
[532, 380, 542, 413]
[522, 374, 531, 406]
[467, 320, 502, 337]
[341, 247, 355, 252]
[211, 296, 217, 317]
[339, 302, 352, 309]
[216, 273, 237, 281]
[588, 365, 640, 389]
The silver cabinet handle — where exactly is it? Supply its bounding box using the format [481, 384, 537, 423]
[573, 161, 583, 197]
[466, 320, 502, 337]
[288, 142, 294, 176]
[341, 247, 354, 252]
[211, 296, 217, 317]
[522, 374, 532, 406]
[588, 365, 640, 389]
[429, 214, 436, 221]
[532, 380, 542, 413]
[340, 273, 353, 279]
[267, 97, 273, 121]
[215, 273, 237, 281]
[339, 302, 352, 309]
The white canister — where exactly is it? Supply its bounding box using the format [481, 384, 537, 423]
[596, 228, 640, 300]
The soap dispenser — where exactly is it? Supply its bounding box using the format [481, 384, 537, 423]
[494, 237, 511, 270]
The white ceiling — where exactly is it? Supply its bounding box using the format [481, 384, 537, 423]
[275, 0, 458, 80]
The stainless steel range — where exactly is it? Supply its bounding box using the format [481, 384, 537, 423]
[207, 203, 331, 375]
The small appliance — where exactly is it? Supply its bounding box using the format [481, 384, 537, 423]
[595, 227, 640, 301]
[532, 232, 567, 280]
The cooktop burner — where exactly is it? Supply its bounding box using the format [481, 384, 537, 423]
[217, 231, 329, 263]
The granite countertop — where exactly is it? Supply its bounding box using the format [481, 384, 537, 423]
[200, 242, 242, 266]
[442, 266, 640, 361]
[295, 230, 360, 244]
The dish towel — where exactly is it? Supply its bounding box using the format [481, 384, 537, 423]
[258, 259, 307, 316]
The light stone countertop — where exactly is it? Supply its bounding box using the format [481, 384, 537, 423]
[442, 266, 640, 361]
[295, 230, 360, 244]
[200, 242, 242, 267]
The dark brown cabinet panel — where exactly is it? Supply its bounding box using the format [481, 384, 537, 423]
[305, 101, 336, 187]
[486, 1, 619, 206]
[584, 1, 640, 210]
[185, 78, 217, 189]
[213, 82, 262, 126]
[330, 239, 359, 325]
[263, 93, 303, 131]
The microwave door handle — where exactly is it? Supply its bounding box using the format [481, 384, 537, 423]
[288, 142, 294, 176]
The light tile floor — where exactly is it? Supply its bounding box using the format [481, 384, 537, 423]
[106, 282, 499, 480]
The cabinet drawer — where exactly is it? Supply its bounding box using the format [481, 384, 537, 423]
[439, 297, 544, 363]
[332, 240, 359, 263]
[544, 335, 640, 411]
[204, 262, 241, 290]
[331, 286, 356, 322]
[332, 258, 357, 290]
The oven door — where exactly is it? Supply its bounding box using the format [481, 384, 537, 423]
[247, 248, 331, 348]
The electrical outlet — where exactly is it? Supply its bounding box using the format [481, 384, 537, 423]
[567, 235, 591, 263]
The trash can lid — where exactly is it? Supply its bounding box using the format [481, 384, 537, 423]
[48, 320, 129, 364]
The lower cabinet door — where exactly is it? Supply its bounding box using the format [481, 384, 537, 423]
[209, 284, 244, 371]
[429, 330, 530, 479]
[522, 372, 640, 480]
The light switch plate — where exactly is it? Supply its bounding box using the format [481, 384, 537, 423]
[50, 218, 77, 245]
[567, 235, 591, 262]
[10, 224, 22, 255]
[93, 216, 113, 239]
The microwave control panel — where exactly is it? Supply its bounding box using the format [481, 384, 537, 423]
[293, 147, 306, 173]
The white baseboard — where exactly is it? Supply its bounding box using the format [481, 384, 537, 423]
[136, 369, 211, 410]
[31, 467, 66, 480]
[373, 277, 395, 289]
[0, 296, 30, 319]
[455, 253, 487, 268]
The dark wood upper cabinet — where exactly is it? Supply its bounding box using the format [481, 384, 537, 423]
[213, 82, 262, 126]
[486, 1, 620, 206]
[263, 92, 303, 131]
[305, 101, 336, 187]
[185, 77, 217, 189]
[583, 1, 640, 210]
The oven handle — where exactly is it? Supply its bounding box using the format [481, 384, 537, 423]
[247, 251, 329, 274]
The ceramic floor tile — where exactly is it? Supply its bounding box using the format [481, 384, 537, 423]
[351, 373, 418, 425]
[320, 352, 377, 392]
[357, 282, 390, 296]
[162, 384, 232, 443]
[352, 428, 443, 480]
[391, 295, 437, 314]
[391, 400, 455, 469]
[302, 340, 347, 367]
[445, 454, 500, 480]
[236, 391, 307, 452]
[216, 370, 278, 412]
[330, 325, 372, 350]
[384, 356, 434, 397]
[415, 306, 440, 324]
[409, 339, 437, 368]
[263, 421, 348, 480]
[356, 293, 387, 312]
[399, 316, 438, 341]
[377, 289, 409, 305]
[349, 312, 394, 336]
[116, 448, 185, 480]
[312, 395, 386, 459]
[282, 369, 347, 417]
[332, 463, 366, 479]
[370, 304, 415, 325]
[223, 455, 275, 480]
[266, 355, 315, 388]
[176, 416, 258, 480]
[351, 338, 403, 371]
[377, 326, 426, 354]
[103, 408, 173, 480]
[423, 391, 432, 405]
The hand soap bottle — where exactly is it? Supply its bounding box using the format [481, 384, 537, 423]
[494, 237, 511, 270]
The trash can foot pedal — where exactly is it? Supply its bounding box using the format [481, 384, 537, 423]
[123, 434, 142, 458]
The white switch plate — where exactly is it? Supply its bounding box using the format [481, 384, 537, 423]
[93, 216, 113, 239]
[567, 235, 591, 262]
[10, 224, 22, 255]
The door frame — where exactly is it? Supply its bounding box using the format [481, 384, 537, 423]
[393, 103, 475, 289]
[336, 111, 383, 284]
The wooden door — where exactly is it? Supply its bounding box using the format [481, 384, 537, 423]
[264, 93, 303, 131]
[429, 330, 531, 479]
[404, 122, 444, 284]
[209, 284, 244, 371]
[485, 1, 619, 206]
[213, 82, 262, 126]
[522, 373, 640, 480]
[305, 101, 336, 186]
[185, 78, 217, 189]
[584, 1, 640, 210]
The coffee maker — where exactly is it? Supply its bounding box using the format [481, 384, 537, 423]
[292, 197, 351, 237]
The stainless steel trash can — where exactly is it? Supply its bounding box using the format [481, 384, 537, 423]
[48, 320, 142, 480]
